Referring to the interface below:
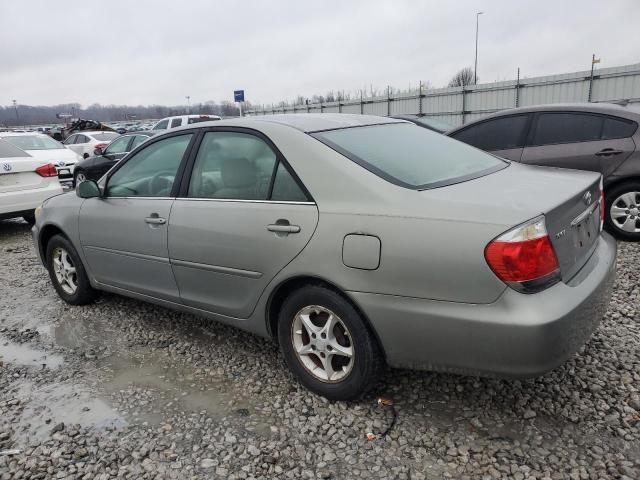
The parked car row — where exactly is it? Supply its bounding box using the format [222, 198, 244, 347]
[33, 113, 616, 400]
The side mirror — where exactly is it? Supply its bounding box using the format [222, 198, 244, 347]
[76, 179, 102, 199]
[93, 147, 103, 156]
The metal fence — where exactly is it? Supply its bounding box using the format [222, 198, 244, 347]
[245, 63, 640, 127]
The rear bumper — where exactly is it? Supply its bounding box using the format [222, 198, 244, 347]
[0, 183, 63, 219]
[349, 232, 617, 378]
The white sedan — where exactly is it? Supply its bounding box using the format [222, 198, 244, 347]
[62, 131, 120, 159]
[0, 138, 63, 224]
[1, 132, 81, 185]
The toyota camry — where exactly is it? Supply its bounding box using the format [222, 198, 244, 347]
[32, 114, 616, 400]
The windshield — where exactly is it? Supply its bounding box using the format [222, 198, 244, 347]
[312, 123, 506, 190]
[92, 132, 119, 141]
[3, 135, 65, 150]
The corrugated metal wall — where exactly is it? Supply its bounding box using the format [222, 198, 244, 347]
[246, 63, 640, 127]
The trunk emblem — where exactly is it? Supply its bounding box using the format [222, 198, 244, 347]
[583, 191, 592, 205]
[555, 229, 566, 240]
[2, 163, 11, 172]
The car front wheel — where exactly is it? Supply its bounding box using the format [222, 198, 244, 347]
[277, 285, 382, 401]
[46, 234, 98, 305]
[74, 170, 87, 187]
[605, 181, 640, 241]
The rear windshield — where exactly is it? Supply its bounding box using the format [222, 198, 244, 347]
[0, 139, 32, 158]
[92, 133, 119, 141]
[312, 123, 506, 189]
[3, 135, 64, 150]
[188, 116, 220, 124]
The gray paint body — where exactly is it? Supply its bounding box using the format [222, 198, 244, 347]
[33, 114, 617, 377]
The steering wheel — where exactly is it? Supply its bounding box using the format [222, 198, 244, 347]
[148, 170, 175, 195]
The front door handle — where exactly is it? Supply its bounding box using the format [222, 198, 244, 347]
[144, 213, 166, 225]
[595, 148, 623, 156]
[267, 219, 300, 235]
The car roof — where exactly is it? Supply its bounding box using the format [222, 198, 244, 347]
[450, 102, 640, 131]
[0, 132, 49, 137]
[72, 131, 117, 136]
[172, 113, 406, 134]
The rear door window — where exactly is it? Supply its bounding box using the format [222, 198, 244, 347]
[531, 113, 603, 146]
[170, 118, 183, 128]
[187, 132, 277, 200]
[450, 115, 528, 151]
[602, 117, 638, 140]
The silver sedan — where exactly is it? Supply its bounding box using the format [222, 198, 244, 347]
[32, 114, 616, 400]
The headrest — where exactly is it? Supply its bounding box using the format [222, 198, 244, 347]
[221, 157, 256, 188]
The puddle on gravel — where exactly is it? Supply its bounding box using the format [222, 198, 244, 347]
[50, 315, 274, 436]
[3, 296, 276, 441]
[0, 338, 63, 369]
[10, 381, 126, 443]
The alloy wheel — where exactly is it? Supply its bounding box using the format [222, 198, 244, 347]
[291, 305, 354, 383]
[52, 247, 78, 295]
[610, 191, 640, 233]
[75, 172, 87, 183]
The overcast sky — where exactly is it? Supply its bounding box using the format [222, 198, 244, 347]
[1, 0, 639, 108]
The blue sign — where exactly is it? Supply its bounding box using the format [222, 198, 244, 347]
[234, 90, 245, 102]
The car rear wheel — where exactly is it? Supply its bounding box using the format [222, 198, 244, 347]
[605, 181, 640, 241]
[46, 234, 98, 305]
[277, 285, 382, 400]
[83, 153, 89, 159]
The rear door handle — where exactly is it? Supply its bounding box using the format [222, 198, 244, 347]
[267, 224, 301, 233]
[144, 214, 166, 225]
[267, 219, 300, 235]
[595, 148, 623, 156]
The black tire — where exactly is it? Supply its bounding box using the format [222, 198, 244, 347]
[22, 212, 36, 225]
[83, 153, 89, 159]
[277, 285, 382, 401]
[45, 234, 98, 305]
[73, 169, 86, 188]
[604, 181, 640, 241]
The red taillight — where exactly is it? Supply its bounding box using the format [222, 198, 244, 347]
[94, 143, 108, 150]
[485, 216, 560, 293]
[35, 163, 58, 177]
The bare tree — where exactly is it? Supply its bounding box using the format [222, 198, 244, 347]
[448, 67, 475, 87]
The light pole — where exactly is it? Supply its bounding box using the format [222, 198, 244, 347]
[185, 96, 191, 114]
[474, 11, 484, 85]
[12, 99, 19, 123]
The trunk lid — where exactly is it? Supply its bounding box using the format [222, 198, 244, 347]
[0, 157, 54, 193]
[420, 163, 602, 283]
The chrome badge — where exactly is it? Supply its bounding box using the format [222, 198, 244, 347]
[583, 190, 592, 205]
[555, 229, 566, 240]
[56, 161, 66, 167]
[2, 163, 11, 172]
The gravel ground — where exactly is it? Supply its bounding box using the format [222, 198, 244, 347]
[0, 219, 639, 480]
